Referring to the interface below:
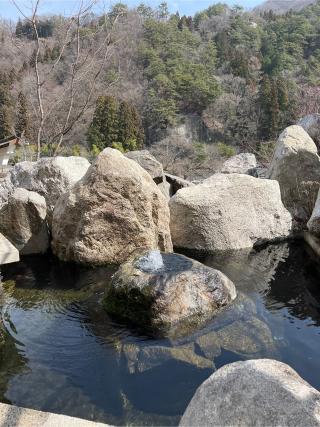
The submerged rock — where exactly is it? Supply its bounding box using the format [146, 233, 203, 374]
[121, 341, 213, 374]
[52, 148, 172, 265]
[103, 250, 236, 337]
[221, 153, 257, 175]
[268, 125, 320, 226]
[216, 317, 276, 357]
[9, 156, 90, 225]
[180, 359, 320, 427]
[0, 188, 49, 255]
[169, 173, 292, 253]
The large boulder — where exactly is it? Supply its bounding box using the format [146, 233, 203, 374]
[103, 249, 236, 337]
[297, 113, 320, 144]
[125, 150, 164, 183]
[9, 156, 90, 224]
[267, 125, 320, 226]
[169, 173, 292, 252]
[0, 188, 49, 255]
[52, 148, 172, 265]
[221, 153, 257, 175]
[180, 359, 320, 427]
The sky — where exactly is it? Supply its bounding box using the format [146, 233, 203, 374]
[0, 0, 264, 21]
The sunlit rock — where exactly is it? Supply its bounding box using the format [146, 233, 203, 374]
[170, 173, 292, 252]
[103, 250, 236, 337]
[180, 359, 320, 427]
[52, 149, 172, 265]
[268, 125, 320, 227]
[0, 188, 49, 255]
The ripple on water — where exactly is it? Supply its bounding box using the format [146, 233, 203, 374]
[0, 242, 319, 425]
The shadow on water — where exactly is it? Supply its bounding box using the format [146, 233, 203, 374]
[0, 241, 319, 425]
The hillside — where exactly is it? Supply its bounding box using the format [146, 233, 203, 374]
[0, 0, 320, 178]
[254, 0, 317, 14]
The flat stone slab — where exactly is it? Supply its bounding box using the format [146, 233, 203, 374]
[0, 233, 19, 265]
[0, 402, 111, 427]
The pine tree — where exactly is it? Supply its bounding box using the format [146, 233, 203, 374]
[15, 92, 29, 137]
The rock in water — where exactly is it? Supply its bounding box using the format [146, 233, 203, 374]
[169, 173, 292, 252]
[221, 153, 257, 175]
[268, 125, 320, 226]
[0, 188, 49, 255]
[9, 156, 90, 225]
[103, 250, 236, 337]
[125, 150, 164, 183]
[52, 148, 172, 265]
[180, 359, 320, 427]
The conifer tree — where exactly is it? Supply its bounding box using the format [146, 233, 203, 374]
[0, 73, 13, 140]
[15, 92, 29, 137]
[87, 96, 119, 151]
[118, 101, 144, 151]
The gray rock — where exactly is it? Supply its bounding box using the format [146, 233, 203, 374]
[121, 341, 213, 374]
[216, 317, 276, 357]
[268, 125, 320, 226]
[9, 156, 90, 225]
[103, 249, 236, 337]
[169, 173, 292, 252]
[297, 113, 320, 144]
[221, 153, 257, 175]
[0, 188, 49, 255]
[125, 150, 164, 183]
[52, 148, 172, 265]
[0, 232, 19, 265]
[180, 359, 320, 427]
[307, 188, 320, 236]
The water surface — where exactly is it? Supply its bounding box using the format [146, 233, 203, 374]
[0, 242, 319, 425]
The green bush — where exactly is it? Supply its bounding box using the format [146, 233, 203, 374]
[217, 142, 236, 158]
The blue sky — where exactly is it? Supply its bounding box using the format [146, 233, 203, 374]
[0, 0, 263, 20]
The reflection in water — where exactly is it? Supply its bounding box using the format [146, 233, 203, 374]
[0, 243, 319, 425]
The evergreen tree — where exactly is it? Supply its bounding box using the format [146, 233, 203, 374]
[15, 92, 29, 137]
[0, 73, 13, 140]
[87, 97, 144, 152]
[118, 101, 144, 150]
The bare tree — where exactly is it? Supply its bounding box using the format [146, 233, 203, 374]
[11, 0, 122, 159]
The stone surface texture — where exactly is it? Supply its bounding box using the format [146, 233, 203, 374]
[104, 249, 236, 336]
[0, 232, 19, 265]
[9, 156, 90, 224]
[0, 188, 49, 255]
[0, 402, 110, 427]
[52, 148, 172, 265]
[169, 173, 292, 252]
[180, 359, 320, 427]
[125, 150, 164, 183]
[221, 153, 257, 175]
[267, 125, 320, 226]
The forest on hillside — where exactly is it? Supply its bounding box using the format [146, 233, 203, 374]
[1, 0, 320, 177]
